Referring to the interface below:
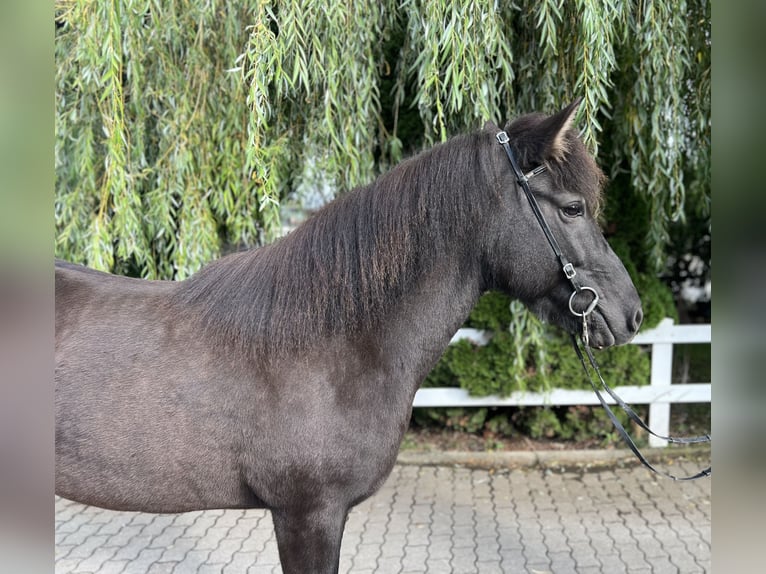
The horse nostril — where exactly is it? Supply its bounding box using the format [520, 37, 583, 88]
[632, 307, 644, 332]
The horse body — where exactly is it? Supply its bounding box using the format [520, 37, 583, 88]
[55, 102, 643, 573]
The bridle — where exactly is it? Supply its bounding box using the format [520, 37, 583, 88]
[496, 130, 711, 481]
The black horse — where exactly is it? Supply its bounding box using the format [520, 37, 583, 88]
[55, 101, 642, 573]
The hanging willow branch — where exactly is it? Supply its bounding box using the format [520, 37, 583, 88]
[56, 0, 710, 281]
[56, 0, 273, 279]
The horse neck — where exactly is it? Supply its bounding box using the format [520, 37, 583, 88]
[378, 251, 484, 377]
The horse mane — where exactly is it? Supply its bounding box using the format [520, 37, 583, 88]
[175, 116, 604, 358]
[176, 130, 496, 357]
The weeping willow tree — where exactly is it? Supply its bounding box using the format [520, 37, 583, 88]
[55, 0, 710, 376]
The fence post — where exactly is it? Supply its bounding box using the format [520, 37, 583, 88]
[647, 319, 674, 448]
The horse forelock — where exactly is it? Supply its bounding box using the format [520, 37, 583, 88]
[176, 131, 494, 358]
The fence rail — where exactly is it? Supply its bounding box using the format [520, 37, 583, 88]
[412, 318, 711, 447]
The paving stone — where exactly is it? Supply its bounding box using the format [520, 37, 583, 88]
[239, 530, 273, 554]
[145, 562, 177, 574]
[76, 546, 119, 571]
[206, 539, 244, 565]
[56, 544, 76, 561]
[351, 543, 381, 570]
[194, 527, 231, 551]
[375, 555, 403, 573]
[399, 545, 427, 571]
[359, 521, 387, 545]
[195, 564, 226, 574]
[59, 523, 102, 547]
[157, 538, 198, 562]
[598, 552, 628, 573]
[97, 559, 130, 574]
[405, 524, 429, 546]
[55, 557, 84, 573]
[606, 522, 634, 544]
[588, 532, 616, 556]
[499, 545, 526, 566]
[222, 551, 258, 573]
[474, 535, 500, 560]
[548, 550, 577, 573]
[226, 518, 262, 540]
[97, 515, 136, 536]
[112, 535, 154, 561]
[634, 534, 668, 559]
[105, 525, 145, 548]
[378, 536, 407, 559]
[149, 526, 186, 549]
[647, 554, 681, 574]
[569, 547, 600, 569]
[123, 547, 164, 574]
[212, 511, 244, 529]
[172, 550, 211, 573]
[67, 534, 110, 560]
[138, 516, 176, 538]
[450, 550, 478, 574]
[474, 560, 504, 573]
[614, 543, 651, 568]
[525, 561, 553, 573]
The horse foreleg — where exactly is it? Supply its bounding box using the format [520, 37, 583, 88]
[272, 505, 348, 574]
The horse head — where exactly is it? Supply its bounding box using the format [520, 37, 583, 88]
[483, 100, 643, 348]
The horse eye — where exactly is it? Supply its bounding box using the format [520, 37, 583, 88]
[562, 203, 584, 218]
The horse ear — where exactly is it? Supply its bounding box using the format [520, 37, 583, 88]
[538, 98, 582, 161]
[483, 120, 500, 133]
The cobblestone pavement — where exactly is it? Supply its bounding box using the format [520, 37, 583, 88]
[55, 461, 710, 573]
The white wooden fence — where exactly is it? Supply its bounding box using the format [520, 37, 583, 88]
[412, 317, 712, 447]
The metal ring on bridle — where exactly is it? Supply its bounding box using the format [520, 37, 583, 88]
[568, 286, 599, 317]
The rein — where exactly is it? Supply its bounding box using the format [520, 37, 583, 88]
[495, 131, 711, 481]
